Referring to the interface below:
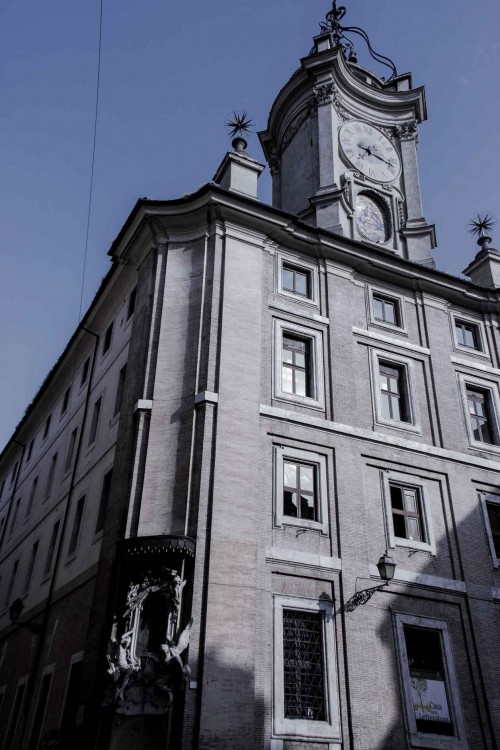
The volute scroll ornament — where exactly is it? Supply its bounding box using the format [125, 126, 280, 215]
[104, 568, 193, 715]
[393, 121, 418, 143]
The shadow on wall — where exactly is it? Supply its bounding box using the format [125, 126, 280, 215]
[358, 502, 500, 750]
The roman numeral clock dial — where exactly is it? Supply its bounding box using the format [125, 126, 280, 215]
[339, 121, 401, 183]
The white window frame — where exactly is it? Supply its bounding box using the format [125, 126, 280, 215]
[457, 373, 500, 453]
[367, 285, 407, 334]
[479, 491, 500, 568]
[450, 312, 488, 358]
[273, 595, 341, 742]
[382, 471, 436, 555]
[394, 613, 468, 750]
[370, 349, 420, 433]
[273, 319, 325, 410]
[276, 252, 319, 307]
[274, 446, 329, 534]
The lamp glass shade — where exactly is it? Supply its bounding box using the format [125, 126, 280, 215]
[377, 553, 396, 582]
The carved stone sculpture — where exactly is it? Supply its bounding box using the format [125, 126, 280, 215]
[103, 568, 192, 715]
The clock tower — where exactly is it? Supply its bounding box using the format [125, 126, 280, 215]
[259, 2, 436, 267]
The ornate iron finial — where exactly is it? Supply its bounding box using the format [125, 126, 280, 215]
[469, 213, 496, 249]
[225, 110, 254, 152]
[317, 1, 397, 80]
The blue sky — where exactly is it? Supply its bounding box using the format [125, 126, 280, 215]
[1, 0, 499, 450]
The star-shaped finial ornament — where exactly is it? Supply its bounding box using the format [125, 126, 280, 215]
[225, 111, 254, 139]
[468, 213, 496, 238]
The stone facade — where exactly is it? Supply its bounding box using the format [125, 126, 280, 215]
[1, 10, 500, 750]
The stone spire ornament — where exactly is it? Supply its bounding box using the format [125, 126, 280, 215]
[225, 110, 254, 152]
[463, 214, 500, 287]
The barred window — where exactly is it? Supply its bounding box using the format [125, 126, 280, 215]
[283, 609, 325, 721]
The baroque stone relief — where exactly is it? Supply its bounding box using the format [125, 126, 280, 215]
[393, 121, 418, 143]
[104, 568, 193, 715]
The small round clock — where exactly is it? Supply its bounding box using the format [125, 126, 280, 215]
[339, 120, 401, 183]
[355, 192, 391, 244]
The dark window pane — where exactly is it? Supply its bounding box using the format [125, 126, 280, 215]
[283, 610, 325, 721]
[393, 513, 406, 538]
[390, 486, 404, 510]
[486, 502, 500, 557]
[284, 491, 298, 517]
[68, 497, 85, 556]
[60, 661, 83, 743]
[28, 673, 52, 750]
[127, 288, 137, 320]
[403, 626, 454, 736]
[5, 683, 26, 750]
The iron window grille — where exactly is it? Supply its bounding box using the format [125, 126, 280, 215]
[466, 387, 495, 444]
[379, 361, 409, 422]
[283, 609, 326, 721]
[282, 335, 311, 398]
[283, 460, 317, 521]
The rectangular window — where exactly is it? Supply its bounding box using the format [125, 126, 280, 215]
[102, 321, 114, 355]
[282, 264, 312, 299]
[390, 484, 424, 542]
[64, 428, 78, 473]
[43, 414, 51, 441]
[486, 502, 500, 558]
[283, 460, 317, 521]
[283, 609, 325, 721]
[80, 357, 90, 387]
[395, 614, 467, 748]
[60, 659, 83, 743]
[382, 471, 435, 555]
[67, 496, 85, 557]
[8, 498, 21, 537]
[5, 679, 27, 750]
[282, 335, 311, 398]
[28, 671, 53, 750]
[275, 446, 329, 534]
[379, 361, 409, 422]
[455, 319, 480, 350]
[274, 596, 340, 741]
[127, 287, 137, 320]
[113, 364, 127, 417]
[61, 386, 71, 416]
[466, 387, 495, 444]
[25, 477, 38, 518]
[373, 294, 400, 326]
[274, 321, 324, 409]
[26, 439, 34, 464]
[23, 540, 39, 595]
[0, 479, 5, 498]
[45, 453, 58, 500]
[4, 559, 19, 609]
[43, 520, 60, 577]
[88, 397, 102, 446]
[95, 470, 112, 534]
[10, 461, 19, 486]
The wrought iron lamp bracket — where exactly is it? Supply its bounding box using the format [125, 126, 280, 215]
[340, 582, 388, 614]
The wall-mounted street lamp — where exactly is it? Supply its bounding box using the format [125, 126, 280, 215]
[341, 553, 396, 614]
[9, 598, 43, 634]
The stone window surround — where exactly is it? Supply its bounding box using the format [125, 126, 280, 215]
[273, 594, 341, 742]
[382, 470, 436, 555]
[275, 251, 319, 308]
[457, 372, 500, 454]
[449, 311, 489, 359]
[394, 612, 468, 750]
[367, 283, 408, 335]
[4, 674, 29, 748]
[274, 445, 329, 535]
[370, 348, 421, 434]
[479, 491, 500, 569]
[273, 319, 325, 410]
[29, 664, 55, 750]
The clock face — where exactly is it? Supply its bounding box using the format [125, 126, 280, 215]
[339, 121, 401, 183]
[356, 192, 391, 244]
